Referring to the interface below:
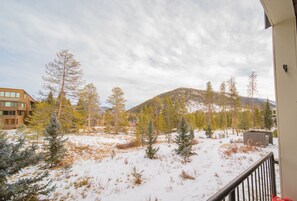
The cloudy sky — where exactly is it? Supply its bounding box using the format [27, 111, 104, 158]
[0, 0, 274, 109]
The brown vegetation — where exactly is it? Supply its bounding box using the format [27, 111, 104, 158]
[180, 170, 195, 180]
[116, 140, 139, 150]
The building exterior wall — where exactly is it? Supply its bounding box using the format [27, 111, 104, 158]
[0, 88, 35, 129]
[272, 17, 297, 199]
[260, 0, 297, 199]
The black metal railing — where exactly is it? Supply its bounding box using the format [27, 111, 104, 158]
[207, 152, 277, 201]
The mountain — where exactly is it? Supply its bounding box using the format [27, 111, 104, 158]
[128, 87, 275, 113]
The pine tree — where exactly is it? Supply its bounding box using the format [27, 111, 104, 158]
[227, 77, 241, 134]
[144, 120, 159, 159]
[254, 107, 264, 129]
[79, 83, 100, 132]
[204, 125, 213, 138]
[0, 128, 53, 200]
[151, 97, 163, 134]
[42, 50, 84, 120]
[104, 110, 112, 134]
[136, 109, 149, 146]
[27, 101, 52, 142]
[247, 71, 258, 129]
[264, 99, 273, 130]
[44, 115, 67, 167]
[239, 109, 251, 131]
[107, 87, 126, 134]
[174, 117, 195, 162]
[219, 82, 228, 133]
[204, 82, 214, 137]
[195, 111, 205, 130]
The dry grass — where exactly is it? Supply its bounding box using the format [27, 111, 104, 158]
[61, 142, 111, 166]
[131, 166, 143, 185]
[180, 170, 195, 180]
[191, 139, 199, 145]
[74, 177, 91, 189]
[221, 144, 259, 157]
[116, 140, 139, 150]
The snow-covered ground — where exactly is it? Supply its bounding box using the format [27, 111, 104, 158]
[7, 130, 279, 201]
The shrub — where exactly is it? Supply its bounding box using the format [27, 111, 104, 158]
[116, 140, 138, 149]
[131, 166, 143, 185]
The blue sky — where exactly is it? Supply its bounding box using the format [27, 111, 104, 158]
[0, 0, 274, 109]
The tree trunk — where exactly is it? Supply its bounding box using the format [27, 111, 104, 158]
[57, 62, 66, 120]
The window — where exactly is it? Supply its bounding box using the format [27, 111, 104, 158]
[10, 92, 16, 97]
[5, 102, 11, 107]
[0, 111, 2, 116]
[16, 93, 20, 98]
[4, 118, 15, 125]
[5, 92, 10, 97]
[0, 92, 4, 97]
[3, 111, 15, 115]
[24, 94, 27, 99]
[17, 111, 24, 116]
[3, 102, 18, 107]
[20, 103, 25, 108]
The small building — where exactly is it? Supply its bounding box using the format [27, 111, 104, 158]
[0, 87, 35, 129]
[243, 131, 273, 147]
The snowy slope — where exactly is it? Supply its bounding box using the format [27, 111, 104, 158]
[13, 130, 276, 201]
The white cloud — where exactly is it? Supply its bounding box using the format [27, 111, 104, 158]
[0, 0, 274, 108]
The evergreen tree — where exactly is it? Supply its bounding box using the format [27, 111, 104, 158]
[144, 120, 159, 159]
[136, 109, 149, 146]
[0, 129, 53, 200]
[219, 81, 228, 133]
[27, 101, 52, 142]
[227, 77, 241, 134]
[195, 111, 205, 130]
[264, 99, 273, 130]
[79, 83, 100, 131]
[42, 50, 84, 120]
[104, 110, 112, 134]
[44, 115, 67, 167]
[254, 107, 264, 129]
[57, 94, 81, 132]
[174, 117, 195, 162]
[239, 109, 251, 131]
[46, 91, 55, 105]
[107, 87, 126, 134]
[151, 97, 163, 134]
[204, 125, 213, 138]
[204, 81, 214, 130]
[247, 71, 258, 128]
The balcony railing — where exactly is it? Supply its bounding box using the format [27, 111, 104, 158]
[207, 152, 277, 201]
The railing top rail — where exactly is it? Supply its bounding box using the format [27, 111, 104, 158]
[207, 152, 274, 201]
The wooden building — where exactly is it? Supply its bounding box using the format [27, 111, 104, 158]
[0, 87, 35, 129]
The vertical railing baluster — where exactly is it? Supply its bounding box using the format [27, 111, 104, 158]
[229, 190, 236, 201]
[206, 153, 277, 201]
[255, 171, 258, 201]
[247, 176, 251, 201]
[257, 168, 262, 201]
[265, 161, 270, 200]
[242, 181, 245, 201]
[251, 172, 254, 201]
[271, 155, 277, 196]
